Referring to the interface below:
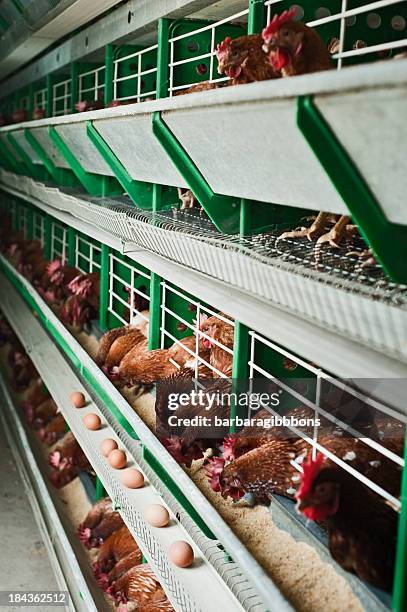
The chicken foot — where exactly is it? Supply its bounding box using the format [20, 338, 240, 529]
[346, 248, 377, 271]
[277, 212, 336, 242]
[315, 215, 358, 261]
[177, 188, 200, 210]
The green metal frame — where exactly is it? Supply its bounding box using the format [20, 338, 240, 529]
[230, 321, 250, 432]
[99, 244, 109, 332]
[48, 126, 122, 197]
[0, 142, 19, 173]
[394, 434, 407, 612]
[152, 111, 277, 235]
[297, 95, 407, 284]
[7, 132, 49, 181]
[86, 120, 156, 208]
[104, 45, 114, 107]
[45, 74, 54, 119]
[248, 0, 266, 34]
[70, 62, 79, 113]
[24, 128, 77, 186]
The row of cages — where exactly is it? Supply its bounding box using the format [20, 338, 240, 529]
[1, 0, 407, 119]
[2, 193, 407, 607]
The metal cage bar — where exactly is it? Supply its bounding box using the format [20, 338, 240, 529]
[52, 78, 72, 117]
[113, 44, 158, 103]
[33, 87, 47, 111]
[248, 329, 405, 510]
[108, 250, 150, 326]
[160, 281, 234, 378]
[264, 0, 407, 67]
[50, 220, 68, 263]
[78, 65, 106, 101]
[168, 8, 249, 96]
[75, 233, 102, 274]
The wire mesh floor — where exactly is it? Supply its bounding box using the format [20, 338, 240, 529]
[62, 190, 407, 309]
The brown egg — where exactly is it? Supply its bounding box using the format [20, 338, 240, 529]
[100, 438, 118, 457]
[70, 391, 86, 408]
[108, 449, 127, 469]
[144, 504, 169, 528]
[169, 541, 194, 568]
[122, 468, 144, 489]
[83, 413, 101, 431]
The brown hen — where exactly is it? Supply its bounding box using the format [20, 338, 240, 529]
[93, 525, 142, 588]
[262, 8, 332, 77]
[199, 313, 234, 377]
[217, 34, 279, 84]
[78, 497, 124, 548]
[119, 335, 199, 385]
[108, 564, 168, 608]
[296, 452, 399, 590]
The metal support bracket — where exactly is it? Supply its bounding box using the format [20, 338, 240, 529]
[0, 142, 19, 173]
[297, 95, 407, 284]
[48, 126, 122, 197]
[24, 128, 77, 187]
[7, 132, 49, 181]
[152, 111, 277, 235]
[248, 0, 266, 34]
[87, 120, 175, 210]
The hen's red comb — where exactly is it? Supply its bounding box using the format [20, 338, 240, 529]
[295, 451, 325, 499]
[262, 7, 298, 43]
[216, 36, 232, 59]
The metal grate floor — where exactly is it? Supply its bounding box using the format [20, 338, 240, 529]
[64, 191, 407, 310]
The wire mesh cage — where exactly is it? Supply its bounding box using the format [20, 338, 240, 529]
[160, 281, 234, 378]
[165, 0, 406, 96]
[107, 248, 151, 328]
[113, 44, 158, 103]
[33, 84, 47, 111]
[32, 209, 46, 247]
[52, 76, 72, 116]
[78, 64, 106, 105]
[264, 0, 407, 68]
[17, 94, 29, 111]
[168, 11, 247, 95]
[248, 329, 406, 511]
[74, 231, 102, 274]
[16, 201, 30, 238]
[49, 218, 68, 262]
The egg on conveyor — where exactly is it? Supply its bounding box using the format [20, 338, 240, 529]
[108, 449, 127, 469]
[144, 504, 169, 527]
[83, 413, 101, 430]
[100, 438, 118, 457]
[169, 541, 194, 567]
[69, 391, 86, 408]
[122, 468, 144, 489]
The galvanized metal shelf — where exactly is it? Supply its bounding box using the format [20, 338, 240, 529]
[0, 261, 292, 612]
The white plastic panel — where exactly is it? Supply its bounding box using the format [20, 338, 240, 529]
[30, 126, 71, 169]
[12, 129, 43, 165]
[55, 123, 114, 176]
[316, 84, 407, 224]
[163, 98, 346, 211]
[94, 114, 188, 188]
